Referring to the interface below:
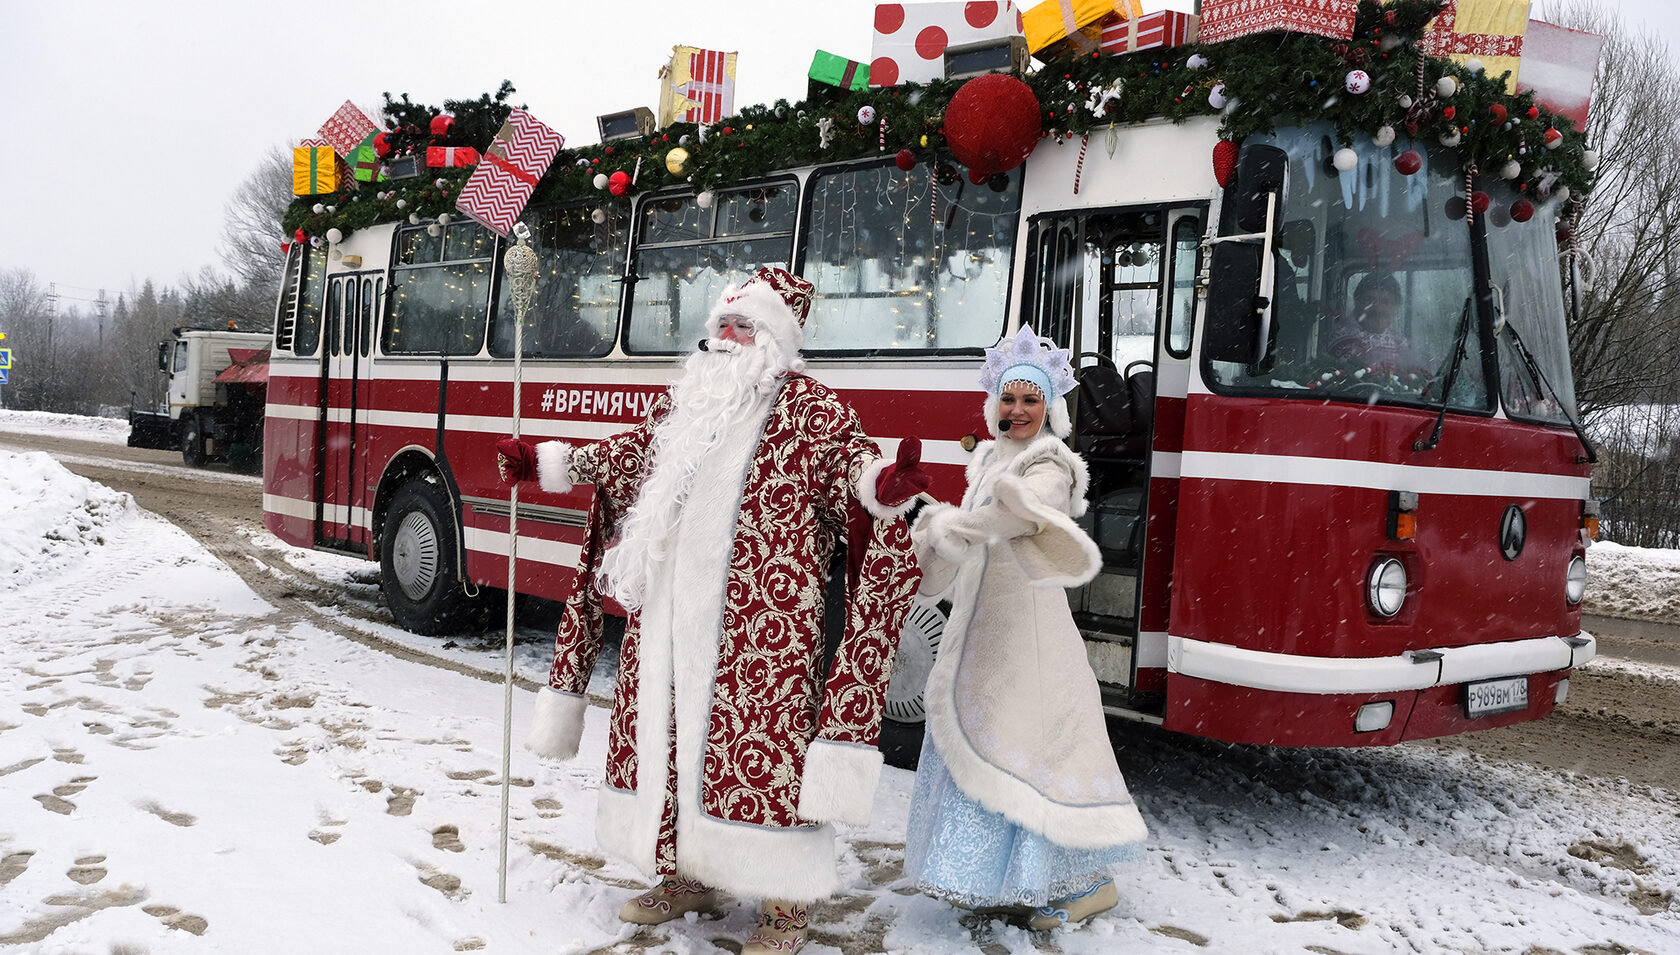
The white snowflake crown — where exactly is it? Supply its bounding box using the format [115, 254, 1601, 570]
[979, 325, 1077, 398]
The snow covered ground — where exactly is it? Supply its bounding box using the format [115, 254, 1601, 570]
[2, 410, 1678, 954]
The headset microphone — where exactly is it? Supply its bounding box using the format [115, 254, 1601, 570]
[998, 419, 1013, 432]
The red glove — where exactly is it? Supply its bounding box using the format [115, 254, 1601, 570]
[496, 438, 536, 485]
[874, 437, 932, 507]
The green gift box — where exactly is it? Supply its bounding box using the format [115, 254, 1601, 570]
[809, 50, 870, 91]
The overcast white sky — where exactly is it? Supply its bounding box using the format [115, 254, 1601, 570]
[0, 0, 1673, 318]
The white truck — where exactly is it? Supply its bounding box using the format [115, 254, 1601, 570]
[128, 326, 270, 468]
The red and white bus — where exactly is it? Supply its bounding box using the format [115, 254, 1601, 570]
[263, 109, 1596, 749]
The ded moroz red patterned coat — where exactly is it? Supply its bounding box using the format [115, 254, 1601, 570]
[525, 375, 920, 901]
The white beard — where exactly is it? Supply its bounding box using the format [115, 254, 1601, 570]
[597, 338, 796, 609]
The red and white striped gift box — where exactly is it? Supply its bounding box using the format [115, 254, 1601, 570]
[1516, 19, 1603, 132]
[317, 101, 380, 159]
[455, 109, 564, 237]
[1096, 9, 1199, 53]
[1198, 0, 1357, 45]
[680, 47, 737, 124]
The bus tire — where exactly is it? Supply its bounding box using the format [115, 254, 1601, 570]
[878, 598, 948, 770]
[180, 414, 206, 468]
[380, 476, 485, 635]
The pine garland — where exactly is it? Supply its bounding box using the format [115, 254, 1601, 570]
[284, 0, 1595, 241]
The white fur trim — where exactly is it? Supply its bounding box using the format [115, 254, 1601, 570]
[857, 455, 916, 521]
[525, 687, 587, 760]
[535, 440, 575, 494]
[710, 279, 804, 355]
[796, 739, 884, 826]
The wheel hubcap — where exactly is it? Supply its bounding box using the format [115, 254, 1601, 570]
[392, 510, 440, 601]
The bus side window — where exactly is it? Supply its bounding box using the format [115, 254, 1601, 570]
[625, 182, 797, 354]
[1166, 215, 1201, 358]
[489, 203, 627, 359]
[801, 160, 1019, 351]
[384, 221, 494, 356]
[292, 246, 327, 357]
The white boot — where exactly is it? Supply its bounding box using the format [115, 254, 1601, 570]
[741, 899, 809, 954]
[618, 876, 720, 925]
[1027, 878, 1118, 931]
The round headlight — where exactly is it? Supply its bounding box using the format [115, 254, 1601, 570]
[1367, 558, 1407, 618]
[1565, 555, 1587, 605]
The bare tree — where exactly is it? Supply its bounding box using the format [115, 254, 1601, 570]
[220, 143, 293, 297]
[1541, 1, 1680, 413]
[0, 268, 51, 410]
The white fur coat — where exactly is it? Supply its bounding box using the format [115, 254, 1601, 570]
[911, 434, 1148, 850]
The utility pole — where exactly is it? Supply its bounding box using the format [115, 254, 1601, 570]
[46, 282, 58, 410]
[97, 289, 108, 347]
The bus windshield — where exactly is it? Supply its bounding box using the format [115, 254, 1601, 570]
[1207, 124, 1492, 412]
[1483, 186, 1578, 424]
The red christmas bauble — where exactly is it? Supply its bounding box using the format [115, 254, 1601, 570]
[1212, 139, 1239, 187]
[1395, 149, 1423, 176]
[374, 132, 392, 157]
[294, 227, 307, 243]
[895, 148, 917, 172]
[1510, 198, 1535, 222]
[1442, 106, 1456, 120]
[430, 114, 454, 137]
[1544, 128, 1564, 149]
[1488, 103, 1507, 124]
[1527, 106, 1540, 120]
[1470, 191, 1492, 214]
[943, 73, 1042, 176]
[608, 170, 632, 197]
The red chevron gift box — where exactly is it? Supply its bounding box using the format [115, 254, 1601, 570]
[427, 146, 481, 168]
[1198, 0, 1357, 44]
[1094, 9, 1198, 53]
[455, 109, 564, 237]
[1421, 0, 1531, 91]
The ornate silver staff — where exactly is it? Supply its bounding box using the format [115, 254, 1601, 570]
[498, 221, 539, 903]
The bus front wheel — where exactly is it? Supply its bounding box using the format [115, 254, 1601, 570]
[380, 476, 488, 635]
[180, 415, 206, 467]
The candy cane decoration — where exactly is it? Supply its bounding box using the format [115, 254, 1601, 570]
[1465, 165, 1477, 226]
[1073, 133, 1090, 195]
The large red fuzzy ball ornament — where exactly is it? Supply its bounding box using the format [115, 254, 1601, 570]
[1470, 191, 1492, 214]
[1395, 149, 1423, 176]
[374, 132, 393, 157]
[943, 74, 1042, 176]
[430, 114, 454, 138]
[608, 170, 632, 197]
[895, 148, 917, 172]
[1509, 198, 1536, 222]
[1212, 139, 1239, 187]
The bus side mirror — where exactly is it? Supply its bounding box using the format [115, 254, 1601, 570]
[157, 342, 169, 373]
[1204, 145, 1288, 365]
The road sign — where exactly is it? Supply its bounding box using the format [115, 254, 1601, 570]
[0, 348, 10, 369]
[0, 368, 8, 384]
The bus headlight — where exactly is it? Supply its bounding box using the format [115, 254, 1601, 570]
[1367, 558, 1407, 618]
[1565, 555, 1587, 605]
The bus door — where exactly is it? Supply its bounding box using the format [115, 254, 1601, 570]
[317, 271, 380, 550]
[1023, 205, 1204, 712]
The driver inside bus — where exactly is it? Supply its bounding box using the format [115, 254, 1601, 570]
[1326, 272, 1424, 374]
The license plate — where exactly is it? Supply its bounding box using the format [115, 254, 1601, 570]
[1464, 676, 1530, 718]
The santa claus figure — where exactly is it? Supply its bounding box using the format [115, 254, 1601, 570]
[497, 267, 928, 954]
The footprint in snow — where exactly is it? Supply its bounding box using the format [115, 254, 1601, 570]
[139, 801, 196, 827]
[432, 825, 465, 853]
[0, 851, 35, 888]
[67, 855, 107, 885]
[142, 903, 209, 936]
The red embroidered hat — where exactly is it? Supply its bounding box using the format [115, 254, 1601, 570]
[710, 266, 816, 350]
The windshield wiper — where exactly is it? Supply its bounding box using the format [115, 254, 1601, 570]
[1414, 295, 1475, 453]
[1501, 320, 1598, 464]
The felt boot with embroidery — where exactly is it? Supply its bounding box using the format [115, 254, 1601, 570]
[741, 899, 809, 954]
[617, 877, 720, 925]
[1026, 878, 1117, 931]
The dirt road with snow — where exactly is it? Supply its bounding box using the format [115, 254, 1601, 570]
[4, 425, 1675, 796]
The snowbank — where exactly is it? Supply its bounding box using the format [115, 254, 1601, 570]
[1587, 540, 1680, 622]
[0, 408, 131, 446]
[0, 449, 135, 590]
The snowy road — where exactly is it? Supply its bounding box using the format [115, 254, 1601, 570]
[2, 416, 1678, 953]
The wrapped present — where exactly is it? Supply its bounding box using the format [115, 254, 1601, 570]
[317, 100, 381, 159]
[292, 146, 337, 195]
[1050, 7, 1193, 57]
[1422, 0, 1531, 91]
[455, 108, 565, 237]
[869, 1, 1024, 87]
[658, 46, 738, 127]
[427, 146, 481, 168]
[1024, 0, 1138, 56]
[351, 132, 389, 184]
[1516, 19, 1602, 132]
[809, 49, 871, 92]
[1198, 0, 1357, 44]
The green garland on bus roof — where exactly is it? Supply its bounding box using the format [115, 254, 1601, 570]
[283, 0, 1595, 243]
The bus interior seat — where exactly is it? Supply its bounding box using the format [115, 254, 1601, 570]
[1076, 359, 1155, 461]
